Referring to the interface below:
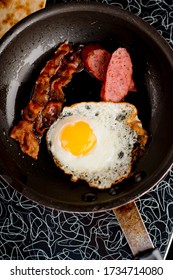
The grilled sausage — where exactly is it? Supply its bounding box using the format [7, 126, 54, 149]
[101, 48, 133, 102]
[82, 43, 111, 81]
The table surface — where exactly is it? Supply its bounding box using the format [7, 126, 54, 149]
[0, 0, 173, 260]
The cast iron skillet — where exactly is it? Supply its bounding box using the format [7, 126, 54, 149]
[0, 3, 173, 213]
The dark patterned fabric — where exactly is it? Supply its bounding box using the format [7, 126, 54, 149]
[0, 0, 173, 260]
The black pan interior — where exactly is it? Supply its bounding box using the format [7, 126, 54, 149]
[0, 3, 173, 212]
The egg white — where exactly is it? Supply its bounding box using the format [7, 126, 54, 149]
[46, 102, 147, 189]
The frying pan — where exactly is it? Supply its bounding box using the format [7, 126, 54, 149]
[0, 3, 173, 259]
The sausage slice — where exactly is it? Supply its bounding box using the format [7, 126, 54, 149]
[101, 48, 133, 102]
[82, 43, 111, 81]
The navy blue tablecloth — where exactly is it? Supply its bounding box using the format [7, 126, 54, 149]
[0, 0, 173, 260]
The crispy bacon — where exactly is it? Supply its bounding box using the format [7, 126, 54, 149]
[34, 47, 83, 135]
[10, 42, 83, 159]
[31, 43, 73, 106]
[22, 100, 43, 122]
[49, 48, 83, 102]
[34, 101, 63, 135]
[10, 120, 40, 159]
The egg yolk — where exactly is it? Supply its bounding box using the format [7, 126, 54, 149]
[60, 121, 97, 156]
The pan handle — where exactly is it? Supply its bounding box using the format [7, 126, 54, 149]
[135, 248, 162, 260]
[113, 201, 162, 260]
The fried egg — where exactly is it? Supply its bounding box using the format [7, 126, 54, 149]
[46, 102, 148, 189]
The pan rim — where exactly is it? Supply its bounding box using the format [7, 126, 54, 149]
[0, 2, 173, 212]
[0, 2, 172, 54]
[1, 163, 172, 213]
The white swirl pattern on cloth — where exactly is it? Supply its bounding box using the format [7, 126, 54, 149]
[0, 0, 173, 259]
[0, 167, 173, 259]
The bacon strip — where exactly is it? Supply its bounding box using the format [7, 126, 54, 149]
[34, 101, 63, 135]
[10, 120, 40, 160]
[34, 46, 83, 135]
[10, 42, 83, 159]
[23, 41, 73, 122]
